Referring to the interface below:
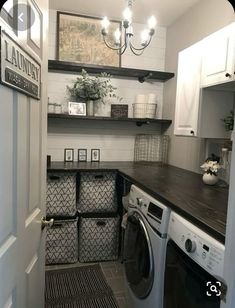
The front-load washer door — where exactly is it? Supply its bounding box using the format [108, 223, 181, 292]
[124, 212, 154, 299]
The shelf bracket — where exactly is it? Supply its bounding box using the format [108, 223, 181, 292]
[136, 121, 150, 126]
[138, 72, 153, 83]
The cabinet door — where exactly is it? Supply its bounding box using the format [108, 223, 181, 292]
[174, 42, 202, 136]
[201, 23, 235, 87]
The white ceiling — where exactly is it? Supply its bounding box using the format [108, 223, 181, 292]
[49, 0, 201, 27]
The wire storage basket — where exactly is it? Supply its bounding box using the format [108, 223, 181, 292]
[133, 103, 157, 118]
[134, 134, 169, 163]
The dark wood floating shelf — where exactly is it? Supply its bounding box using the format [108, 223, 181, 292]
[48, 60, 175, 83]
[48, 113, 172, 127]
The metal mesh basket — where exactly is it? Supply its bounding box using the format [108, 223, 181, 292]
[133, 103, 157, 118]
[134, 134, 169, 163]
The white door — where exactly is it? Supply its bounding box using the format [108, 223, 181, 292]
[201, 22, 235, 87]
[174, 42, 202, 137]
[0, 0, 48, 307]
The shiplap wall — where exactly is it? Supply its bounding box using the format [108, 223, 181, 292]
[47, 9, 167, 161]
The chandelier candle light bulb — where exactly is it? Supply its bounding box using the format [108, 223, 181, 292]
[141, 29, 150, 46]
[148, 16, 157, 29]
[114, 28, 121, 45]
[123, 6, 132, 23]
[101, 16, 110, 34]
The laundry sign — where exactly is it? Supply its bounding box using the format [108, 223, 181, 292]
[0, 29, 41, 99]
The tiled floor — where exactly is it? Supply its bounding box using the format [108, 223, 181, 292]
[46, 260, 128, 308]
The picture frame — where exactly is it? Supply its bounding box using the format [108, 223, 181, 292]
[57, 11, 121, 67]
[78, 149, 87, 162]
[91, 149, 100, 162]
[68, 102, 86, 116]
[111, 104, 128, 118]
[64, 148, 74, 162]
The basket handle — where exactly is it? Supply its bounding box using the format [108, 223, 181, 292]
[51, 223, 63, 228]
[49, 175, 61, 181]
[94, 174, 104, 179]
[96, 220, 106, 226]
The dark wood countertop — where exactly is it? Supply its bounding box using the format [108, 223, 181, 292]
[47, 161, 228, 243]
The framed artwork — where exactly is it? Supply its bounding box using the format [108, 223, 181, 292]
[57, 11, 121, 67]
[91, 149, 100, 162]
[68, 102, 86, 116]
[78, 149, 87, 162]
[64, 148, 74, 162]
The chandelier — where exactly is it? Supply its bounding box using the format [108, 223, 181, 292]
[101, 0, 157, 56]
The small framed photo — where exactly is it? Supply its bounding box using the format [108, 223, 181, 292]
[78, 149, 87, 162]
[68, 102, 86, 116]
[91, 149, 100, 162]
[64, 148, 74, 162]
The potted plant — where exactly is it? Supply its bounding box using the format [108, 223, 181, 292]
[200, 154, 221, 185]
[222, 110, 234, 131]
[67, 69, 117, 116]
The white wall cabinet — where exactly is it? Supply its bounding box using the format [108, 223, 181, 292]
[174, 23, 235, 138]
[174, 42, 202, 136]
[201, 23, 235, 87]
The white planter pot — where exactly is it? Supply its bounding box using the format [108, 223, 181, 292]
[202, 173, 219, 185]
[86, 100, 94, 116]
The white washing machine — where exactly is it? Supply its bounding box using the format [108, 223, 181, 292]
[123, 185, 171, 308]
[163, 212, 225, 308]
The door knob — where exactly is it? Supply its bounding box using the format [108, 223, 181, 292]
[41, 217, 54, 230]
[225, 72, 232, 78]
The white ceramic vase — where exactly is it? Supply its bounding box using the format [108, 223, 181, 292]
[202, 173, 219, 185]
[86, 100, 94, 116]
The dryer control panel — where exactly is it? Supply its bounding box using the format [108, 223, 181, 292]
[168, 212, 225, 278]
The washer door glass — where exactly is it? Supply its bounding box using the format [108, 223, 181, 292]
[124, 212, 154, 299]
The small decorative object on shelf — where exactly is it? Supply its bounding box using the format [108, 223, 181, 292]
[54, 103, 62, 114]
[68, 102, 86, 116]
[91, 149, 100, 162]
[78, 149, 87, 162]
[200, 154, 221, 185]
[64, 148, 74, 162]
[48, 102, 55, 113]
[66, 69, 118, 116]
[111, 104, 128, 118]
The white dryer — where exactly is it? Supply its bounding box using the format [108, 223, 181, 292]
[163, 212, 225, 308]
[123, 185, 171, 308]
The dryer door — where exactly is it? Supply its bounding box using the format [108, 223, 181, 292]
[124, 212, 154, 299]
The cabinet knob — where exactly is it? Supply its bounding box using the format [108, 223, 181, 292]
[225, 72, 232, 78]
[190, 130, 194, 135]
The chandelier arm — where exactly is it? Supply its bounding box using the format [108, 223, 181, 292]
[129, 43, 145, 56]
[129, 35, 153, 52]
[118, 42, 129, 55]
[102, 35, 127, 51]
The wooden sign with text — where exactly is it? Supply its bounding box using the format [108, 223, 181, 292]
[111, 104, 128, 118]
[0, 29, 41, 99]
